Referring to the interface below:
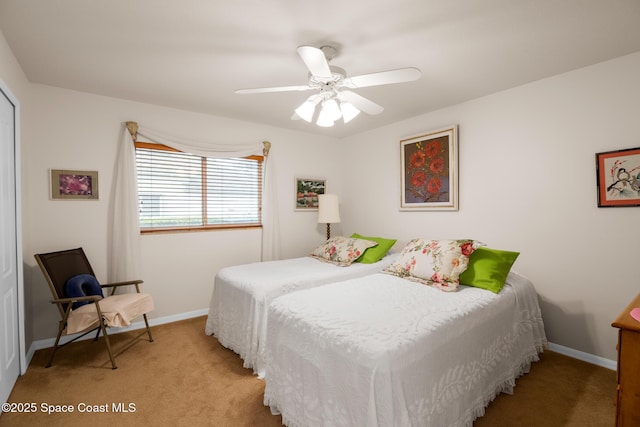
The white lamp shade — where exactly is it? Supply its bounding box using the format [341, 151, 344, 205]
[323, 99, 342, 121]
[317, 194, 341, 223]
[295, 96, 320, 122]
[316, 106, 335, 127]
[340, 101, 360, 123]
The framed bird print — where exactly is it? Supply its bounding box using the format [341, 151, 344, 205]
[400, 125, 458, 211]
[596, 147, 640, 207]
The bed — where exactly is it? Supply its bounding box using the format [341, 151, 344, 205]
[263, 269, 546, 427]
[205, 235, 398, 377]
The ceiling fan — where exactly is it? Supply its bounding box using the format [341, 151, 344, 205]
[235, 45, 422, 127]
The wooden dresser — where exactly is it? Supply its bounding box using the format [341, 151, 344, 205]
[612, 293, 640, 426]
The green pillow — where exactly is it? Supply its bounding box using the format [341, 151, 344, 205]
[459, 247, 520, 293]
[350, 233, 397, 264]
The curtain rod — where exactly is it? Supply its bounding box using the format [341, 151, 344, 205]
[125, 121, 138, 141]
[126, 120, 270, 157]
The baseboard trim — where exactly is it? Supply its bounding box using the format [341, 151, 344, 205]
[547, 342, 617, 371]
[24, 308, 209, 368]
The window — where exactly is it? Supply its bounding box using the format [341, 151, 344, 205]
[135, 142, 263, 232]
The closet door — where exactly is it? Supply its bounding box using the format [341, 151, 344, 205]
[0, 85, 20, 405]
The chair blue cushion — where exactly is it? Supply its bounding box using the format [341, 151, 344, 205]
[64, 274, 104, 310]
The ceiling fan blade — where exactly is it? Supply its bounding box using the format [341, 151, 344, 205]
[342, 67, 421, 88]
[235, 85, 312, 94]
[338, 90, 384, 115]
[297, 46, 332, 79]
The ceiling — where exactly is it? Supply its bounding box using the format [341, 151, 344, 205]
[1, 0, 640, 138]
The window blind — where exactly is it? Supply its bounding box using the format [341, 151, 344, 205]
[135, 143, 262, 231]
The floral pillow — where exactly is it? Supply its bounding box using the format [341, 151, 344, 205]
[310, 236, 378, 266]
[383, 238, 476, 291]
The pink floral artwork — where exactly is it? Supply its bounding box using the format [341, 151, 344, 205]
[59, 174, 93, 196]
[51, 169, 98, 199]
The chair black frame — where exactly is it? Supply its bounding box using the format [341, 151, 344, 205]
[34, 247, 153, 369]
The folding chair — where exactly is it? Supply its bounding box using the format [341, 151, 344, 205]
[34, 247, 154, 369]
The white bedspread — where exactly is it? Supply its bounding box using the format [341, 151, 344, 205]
[263, 271, 546, 427]
[205, 255, 397, 377]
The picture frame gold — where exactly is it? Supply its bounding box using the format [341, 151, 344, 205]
[50, 169, 99, 200]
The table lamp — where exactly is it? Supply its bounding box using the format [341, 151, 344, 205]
[317, 194, 341, 240]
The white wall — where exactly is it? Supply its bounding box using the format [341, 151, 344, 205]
[4, 23, 640, 361]
[23, 84, 344, 341]
[341, 52, 640, 360]
[0, 33, 28, 98]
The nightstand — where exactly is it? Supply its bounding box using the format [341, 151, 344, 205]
[612, 293, 640, 426]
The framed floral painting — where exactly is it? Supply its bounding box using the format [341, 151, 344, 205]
[400, 125, 458, 211]
[596, 147, 640, 207]
[50, 169, 99, 200]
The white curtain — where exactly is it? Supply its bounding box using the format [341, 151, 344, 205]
[108, 122, 280, 282]
[109, 127, 142, 281]
[261, 153, 280, 261]
[136, 126, 262, 159]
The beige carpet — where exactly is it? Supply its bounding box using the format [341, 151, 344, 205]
[0, 316, 616, 426]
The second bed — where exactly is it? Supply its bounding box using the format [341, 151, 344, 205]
[205, 235, 397, 377]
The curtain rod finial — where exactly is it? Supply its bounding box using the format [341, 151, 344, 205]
[126, 121, 138, 141]
[262, 141, 271, 157]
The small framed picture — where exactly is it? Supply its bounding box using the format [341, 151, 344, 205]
[400, 125, 458, 211]
[295, 178, 326, 210]
[596, 147, 640, 207]
[50, 169, 99, 200]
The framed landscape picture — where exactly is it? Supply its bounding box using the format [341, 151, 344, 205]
[50, 169, 99, 200]
[295, 178, 325, 210]
[596, 147, 640, 207]
[400, 125, 458, 211]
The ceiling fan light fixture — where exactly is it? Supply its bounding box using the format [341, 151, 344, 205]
[323, 99, 342, 121]
[316, 106, 335, 127]
[340, 101, 360, 123]
[236, 44, 421, 127]
[295, 97, 320, 122]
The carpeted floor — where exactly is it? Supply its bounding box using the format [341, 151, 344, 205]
[0, 316, 616, 426]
